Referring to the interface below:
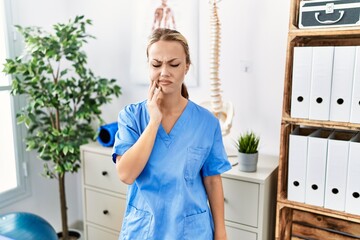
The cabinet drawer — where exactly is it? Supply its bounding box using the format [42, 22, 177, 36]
[226, 225, 257, 240]
[222, 177, 259, 227]
[87, 225, 119, 240]
[83, 151, 127, 195]
[85, 189, 126, 231]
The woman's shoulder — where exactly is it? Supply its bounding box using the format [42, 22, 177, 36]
[189, 100, 219, 124]
[119, 100, 148, 118]
[123, 100, 147, 111]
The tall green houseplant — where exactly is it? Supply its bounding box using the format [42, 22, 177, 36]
[3, 15, 121, 239]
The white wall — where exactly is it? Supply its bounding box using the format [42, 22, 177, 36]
[1, 0, 290, 232]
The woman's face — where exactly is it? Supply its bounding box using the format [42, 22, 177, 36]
[148, 40, 189, 96]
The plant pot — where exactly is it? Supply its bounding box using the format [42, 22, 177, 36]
[57, 229, 83, 240]
[237, 152, 258, 172]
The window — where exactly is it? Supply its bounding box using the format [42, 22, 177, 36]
[0, 0, 29, 207]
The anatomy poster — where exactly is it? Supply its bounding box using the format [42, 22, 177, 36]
[130, 0, 199, 86]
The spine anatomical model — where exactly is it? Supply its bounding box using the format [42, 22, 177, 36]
[203, 0, 234, 136]
[209, 0, 223, 113]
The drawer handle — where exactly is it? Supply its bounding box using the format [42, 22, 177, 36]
[103, 210, 109, 215]
[102, 171, 108, 176]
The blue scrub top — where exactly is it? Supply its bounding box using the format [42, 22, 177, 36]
[112, 100, 231, 240]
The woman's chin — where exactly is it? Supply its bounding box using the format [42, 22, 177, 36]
[159, 89, 174, 96]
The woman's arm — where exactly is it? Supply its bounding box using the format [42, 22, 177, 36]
[116, 82, 162, 185]
[204, 175, 227, 240]
[116, 120, 159, 185]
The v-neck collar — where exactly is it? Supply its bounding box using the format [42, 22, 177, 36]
[158, 100, 193, 148]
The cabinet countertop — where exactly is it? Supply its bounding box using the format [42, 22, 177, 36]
[224, 155, 279, 184]
[81, 141, 112, 154]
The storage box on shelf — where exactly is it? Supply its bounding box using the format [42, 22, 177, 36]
[276, 0, 360, 239]
[224, 155, 278, 240]
[81, 142, 126, 240]
[298, 0, 360, 29]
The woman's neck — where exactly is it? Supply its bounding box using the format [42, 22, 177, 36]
[159, 94, 188, 115]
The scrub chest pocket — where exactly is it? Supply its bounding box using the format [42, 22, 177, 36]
[184, 147, 209, 182]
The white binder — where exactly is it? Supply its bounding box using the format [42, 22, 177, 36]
[324, 131, 354, 211]
[350, 47, 360, 124]
[345, 132, 360, 215]
[305, 129, 332, 207]
[291, 47, 313, 119]
[309, 47, 334, 121]
[329, 46, 356, 122]
[288, 127, 316, 203]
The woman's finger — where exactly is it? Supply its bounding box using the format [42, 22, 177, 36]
[153, 86, 161, 100]
[148, 80, 157, 100]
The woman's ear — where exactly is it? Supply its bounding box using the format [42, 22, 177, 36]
[185, 64, 190, 74]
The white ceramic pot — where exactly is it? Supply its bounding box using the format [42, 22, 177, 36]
[237, 152, 259, 172]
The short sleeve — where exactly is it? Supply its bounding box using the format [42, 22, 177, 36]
[201, 121, 232, 177]
[112, 106, 141, 163]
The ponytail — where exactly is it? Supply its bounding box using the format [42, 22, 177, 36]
[181, 83, 189, 99]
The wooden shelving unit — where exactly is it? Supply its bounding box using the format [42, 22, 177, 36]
[276, 1, 360, 239]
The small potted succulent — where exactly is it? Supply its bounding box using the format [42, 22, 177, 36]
[235, 131, 260, 172]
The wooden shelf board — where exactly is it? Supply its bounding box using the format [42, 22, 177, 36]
[281, 115, 360, 131]
[277, 199, 360, 224]
[289, 24, 360, 37]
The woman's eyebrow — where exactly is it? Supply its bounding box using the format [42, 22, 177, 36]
[152, 58, 180, 63]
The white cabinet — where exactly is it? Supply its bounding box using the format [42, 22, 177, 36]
[81, 142, 278, 240]
[81, 142, 126, 240]
[223, 155, 278, 240]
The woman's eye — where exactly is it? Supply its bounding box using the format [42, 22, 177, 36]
[170, 64, 180, 67]
[152, 64, 161, 68]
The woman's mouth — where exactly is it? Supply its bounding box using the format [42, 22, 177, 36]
[159, 80, 172, 86]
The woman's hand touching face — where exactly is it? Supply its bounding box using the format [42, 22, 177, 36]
[147, 80, 163, 125]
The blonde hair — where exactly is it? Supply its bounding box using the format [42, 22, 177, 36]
[147, 28, 190, 99]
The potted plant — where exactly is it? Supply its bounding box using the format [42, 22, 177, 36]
[2, 15, 121, 239]
[235, 131, 260, 172]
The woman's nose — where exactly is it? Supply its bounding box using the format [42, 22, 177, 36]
[160, 66, 170, 77]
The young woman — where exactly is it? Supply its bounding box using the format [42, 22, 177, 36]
[112, 28, 231, 240]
